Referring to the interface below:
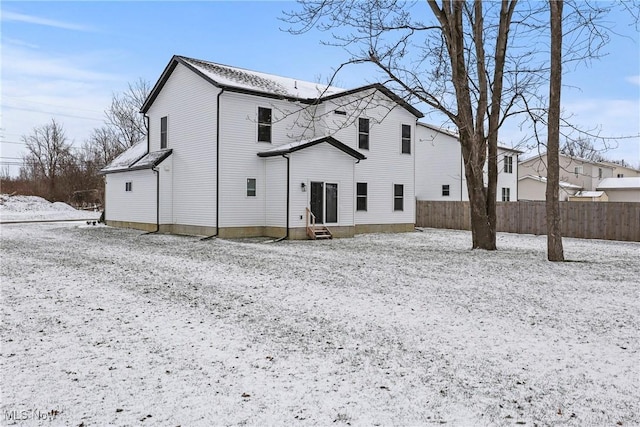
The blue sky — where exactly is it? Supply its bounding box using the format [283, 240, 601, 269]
[1, 1, 639, 175]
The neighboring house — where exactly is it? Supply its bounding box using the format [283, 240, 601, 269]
[415, 122, 521, 201]
[518, 175, 582, 201]
[518, 152, 614, 199]
[100, 55, 423, 239]
[596, 177, 640, 202]
[600, 161, 640, 179]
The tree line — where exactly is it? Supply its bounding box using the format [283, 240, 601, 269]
[1, 79, 150, 206]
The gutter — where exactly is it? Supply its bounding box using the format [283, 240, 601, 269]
[274, 154, 290, 242]
[202, 88, 225, 241]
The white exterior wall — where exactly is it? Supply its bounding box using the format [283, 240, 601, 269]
[415, 124, 519, 201]
[218, 92, 311, 228]
[289, 144, 356, 229]
[325, 95, 416, 225]
[265, 157, 287, 228]
[497, 148, 519, 201]
[415, 125, 465, 201]
[105, 170, 156, 223]
[159, 156, 173, 224]
[146, 63, 217, 227]
[602, 190, 640, 202]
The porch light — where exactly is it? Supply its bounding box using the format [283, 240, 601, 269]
[301, 182, 307, 192]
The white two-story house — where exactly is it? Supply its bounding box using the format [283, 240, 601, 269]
[101, 55, 423, 239]
[415, 122, 521, 201]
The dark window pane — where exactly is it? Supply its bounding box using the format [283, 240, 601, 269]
[356, 182, 367, 211]
[442, 185, 450, 196]
[258, 124, 271, 143]
[247, 178, 256, 197]
[258, 107, 271, 124]
[160, 116, 167, 149]
[394, 184, 403, 211]
[326, 183, 338, 223]
[358, 118, 369, 149]
[402, 124, 411, 138]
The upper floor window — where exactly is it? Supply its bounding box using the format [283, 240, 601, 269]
[502, 187, 511, 202]
[442, 185, 450, 197]
[125, 182, 132, 192]
[356, 182, 367, 211]
[394, 184, 404, 211]
[617, 173, 624, 178]
[358, 118, 369, 150]
[160, 116, 168, 149]
[401, 124, 411, 154]
[504, 155, 513, 173]
[574, 166, 583, 177]
[258, 107, 272, 143]
[247, 178, 256, 197]
[598, 168, 603, 179]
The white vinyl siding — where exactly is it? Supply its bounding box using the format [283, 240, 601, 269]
[147, 63, 217, 227]
[105, 170, 156, 224]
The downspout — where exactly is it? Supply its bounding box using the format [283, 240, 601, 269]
[274, 154, 290, 242]
[202, 88, 225, 241]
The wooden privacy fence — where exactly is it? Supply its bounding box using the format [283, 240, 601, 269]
[416, 201, 640, 242]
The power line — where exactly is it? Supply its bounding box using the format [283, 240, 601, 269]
[2, 96, 105, 114]
[1, 105, 103, 122]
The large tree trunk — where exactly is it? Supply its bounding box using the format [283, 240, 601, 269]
[546, 0, 565, 261]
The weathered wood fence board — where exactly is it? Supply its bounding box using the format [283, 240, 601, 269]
[416, 201, 640, 242]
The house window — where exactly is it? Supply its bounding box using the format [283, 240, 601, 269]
[246, 178, 256, 197]
[442, 185, 450, 196]
[334, 110, 347, 116]
[574, 166, 583, 177]
[401, 124, 411, 154]
[617, 173, 624, 178]
[258, 107, 272, 143]
[502, 187, 510, 202]
[598, 168, 602, 179]
[356, 182, 367, 211]
[504, 155, 513, 173]
[160, 116, 167, 149]
[358, 118, 369, 150]
[125, 182, 132, 192]
[394, 184, 404, 211]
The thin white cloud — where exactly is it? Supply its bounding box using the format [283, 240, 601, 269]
[2, 11, 95, 32]
[625, 75, 640, 86]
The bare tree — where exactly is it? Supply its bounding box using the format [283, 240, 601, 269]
[546, 0, 564, 262]
[103, 78, 150, 155]
[561, 138, 606, 162]
[20, 119, 73, 201]
[283, 1, 527, 249]
[284, 0, 617, 251]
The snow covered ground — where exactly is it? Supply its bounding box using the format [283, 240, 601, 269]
[0, 194, 100, 223]
[0, 221, 638, 426]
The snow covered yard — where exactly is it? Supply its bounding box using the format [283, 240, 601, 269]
[0, 223, 638, 426]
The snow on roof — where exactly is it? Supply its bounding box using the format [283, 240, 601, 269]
[572, 191, 606, 198]
[181, 56, 345, 100]
[596, 177, 640, 190]
[520, 151, 615, 168]
[100, 140, 147, 173]
[518, 174, 582, 189]
[131, 149, 172, 170]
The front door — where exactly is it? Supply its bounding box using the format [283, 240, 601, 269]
[310, 181, 338, 224]
[310, 181, 324, 224]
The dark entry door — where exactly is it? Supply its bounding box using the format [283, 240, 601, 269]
[310, 181, 324, 224]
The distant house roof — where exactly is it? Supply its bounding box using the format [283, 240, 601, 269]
[257, 136, 366, 161]
[596, 177, 640, 190]
[573, 191, 606, 198]
[416, 122, 522, 153]
[141, 55, 423, 118]
[520, 151, 615, 168]
[518, 174, 582, 189]
[100, 141, 172, 175]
